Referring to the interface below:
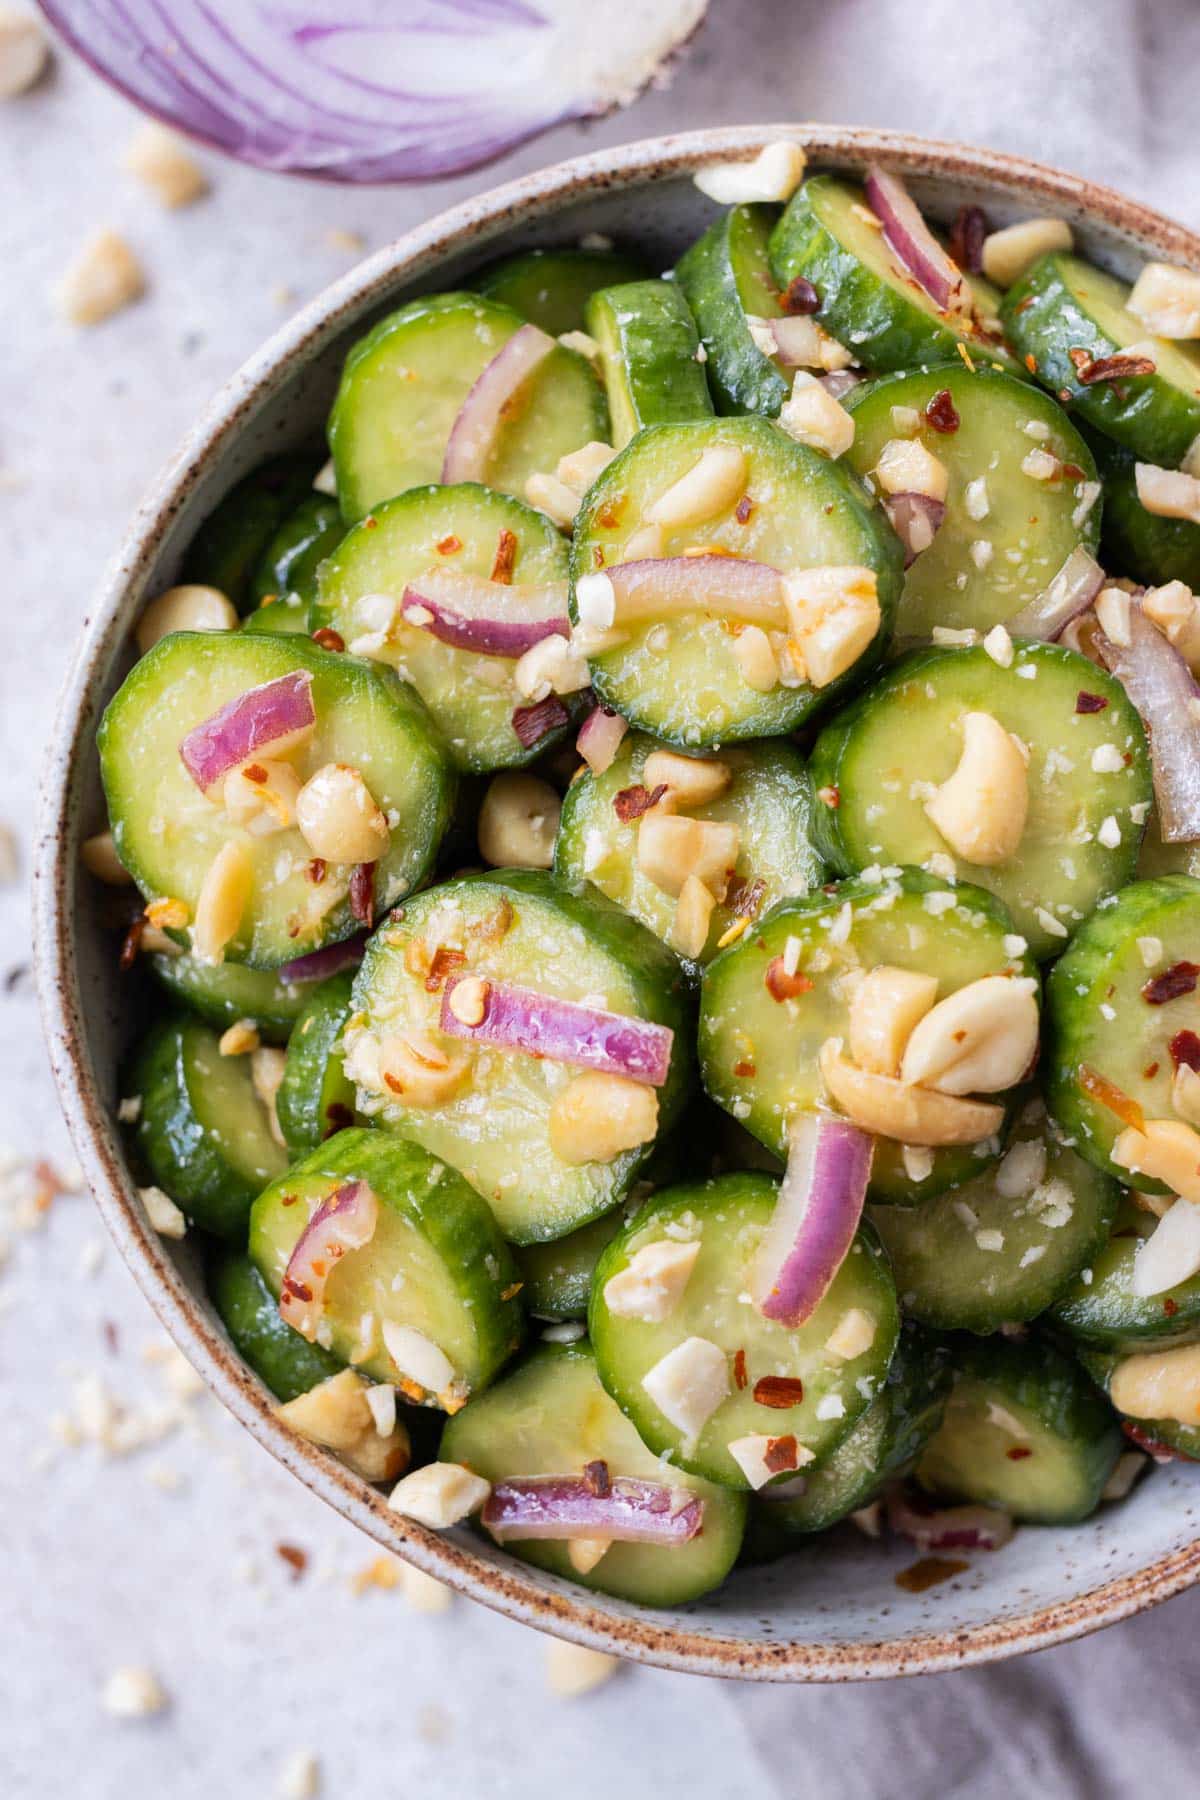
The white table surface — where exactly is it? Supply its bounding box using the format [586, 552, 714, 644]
[6, 3, 1200, 1795]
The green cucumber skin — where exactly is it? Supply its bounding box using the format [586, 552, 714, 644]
[1078, 1347, 1200, 1459]
[276, 970, 359, 1156]
[476, 247, 650, 335]
[241, 596, 313, 636]
[918, 1334, 1121, 1524]
[768, 176, 1015, 376]
[1002, 252, 1200, 467]
[250, 1128, 523, 1396]
[250, 493, 345, 611]
[127, 1014, 287, 1240]
[146, 952, 305, 1042]
[515, 1208, 626, 1321]
[183, 454, 322, 613]
[1091, 434, 1200, 590]
[1051, 1197, 1200, 1353]
[675, 205, 791, 418]
[208, 1249, 342, 1401]
[584, 280, 714, 446]
[1045, 875, 1200, 1189]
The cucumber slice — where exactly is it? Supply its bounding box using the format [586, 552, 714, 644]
[675, 203, 791, 418]
[208, 1249, 343, 1401]
[571, 416, 904, 750]
[916, 1336, 1121, 1523]
[1046, 876, 1200, 1188]
[329, 293, 608, 523]
[475, 247, 649, 335]
[1001, 252, 1200, 467]
[275, 970, 359, 1155]
[183, 454, 322, 612]
[844, 365, 1100, 639]
[584, 280, 713, 447]
[1078, 1345, 1200, 1459]
[589, 1172, 899, 1488]
[250, 1128, 522, 1401]
[1138, 812, 1200, 880]
[241, 595, 313, 637]
[515, 1208, 627, 1321]
[247, 492, 345, 634]
[870, 1096, 1119, 1332]
[1091, 434, 1200, 591]
[809, 641, 1152, 959]
[146, 951, 307, 1042]
[1051, 1195, 1200, 1352]
[315, 483, 572, 773]
[99, 632, 454, 968]
[699, 870, 1034, 1204]
[346, 871, 693, 1243]
[750, 1328, 951, 1542]
[442, 1342, 746, 1605]
[126, 1014, 288, 1239]
[768, 176, 1015, 376]
[554, 734, 825, 972]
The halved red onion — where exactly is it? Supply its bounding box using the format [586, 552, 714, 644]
[442, 324, 556, 485]
[482, 1475, 703, 1545]
[439, 976, 673, 1087]
[607, 556, 787, 629]
[401, 569, 568, 659]
[818, 369, 864, 400]
[1095, 603, 1200, 841]
[1007, 546, 1105, 640]
[576, 705, 629, 774]
[179, 670, 315, 794]
[279, 1180, 378, 1340]
[883, 492, 946, 567]
[751, 1114, 874, 1327]
[863, 166, 970, 316]
[886, 1487, 1014, 1552]
[512, 695, 570, 749]
[279, 934, 367, 987]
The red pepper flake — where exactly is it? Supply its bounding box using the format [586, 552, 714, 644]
[276, 1543, 308, 1581]
[592, 545, 606, 569]
[280, 1192, 299, 1207]
[733, 1058, 757, 1078]
[817, 785, 839, 809]
[1075, 691, 1108, 714]
[595, 499, 624, 530]
[119, 916, 145, 971]
[323, 1102, 354, 1137]
[350, 861, 376, 928]
[242, 762, 268, 784]
[1144, 1062, 1160, 1080]
[1121, 1420, 1200, 1463]
[469, 897, 514, 944]
[1170, 1030, 1200, 1072]
[1142, 962, 1200, 1006]
[765, 957, 814, 1002]
[364, 515, 379, 530]
[1015, 294, 1035, 313]
[306, 858, 327, 885]
[102, 1319, 120, 1355]
[1005, 1446, 1033, 1461]
[924, 388, 961, 433]
[612, 782, 668, 823]
[781, 275, 821, 315]
[733, 1349, 748, 1390]
[726, 875, 767, 920]
[424, 946, 467, 993]
[582, 1459, 612, 1498]
[281, 1275, 313, 1304]
[1060, 462, 1086, 481]
[312, 627, 345, 653]
[753, 1375, 806, 1409]
[948, 204, 987, 273]
[763, 1434, 800, 1475]
[490, 528, 518, 585]
[1024, 352, 1038, 374]
[735, 495, 754, 524]
[1069, 347, 1157, 385]
[436, 533, 462, 556]
[1079, 1063, 1145, 1131]
[1164, 1297, 1180, 1317]
[512, 695, 569, 749]
[896, 1557, 969, 1593]
[500, 1280, 523, 1302]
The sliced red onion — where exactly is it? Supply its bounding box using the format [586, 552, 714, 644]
[442, 324, 556, 485]
[512, 694, 570, 749]
[179, 670, 315, 794]
[886, 1487, 1014, 1552]
[751, 1115, 874, 1328]
[279, 934, 367, 987]
[401, 570, 568, 659]
[279, 1180, 377, 1341]
[863, 166, 970, 316]
[440, 976, 673, 1087]
[576, 705, 628, 775]
[818, 369, 864, 400]
[482, 1475, 703, 1545]
[1121, 1421, 1200, 1464]
[1007, 546, 1105, 640]
[1095, 603, 1200, 841]
[607, 556, 787, 629]
[883, 492, 946, 567]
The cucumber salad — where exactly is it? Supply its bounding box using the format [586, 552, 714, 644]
[87, 142, 1200, 1611]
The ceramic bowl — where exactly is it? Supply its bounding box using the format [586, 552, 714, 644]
[34, 124, 1200, 1681]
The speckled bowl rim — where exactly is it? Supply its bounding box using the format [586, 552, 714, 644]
[33, 123, 1200, 1682]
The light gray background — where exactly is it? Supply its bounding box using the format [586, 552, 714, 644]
[5, 2, 1200, 1794]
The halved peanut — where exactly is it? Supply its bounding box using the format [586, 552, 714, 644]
[223, 758, 302, 836]
[778, 373, 855, 459]
[670, 874, 716, 960]
[602, 1238, 700, 1322]
[622, 521, 665, 563]
[1142, 578, 1200, 673]
[1134, 464, 1200, 527]
[567, 1538, 611, 1575]
[135, 583, 237, 654]
[642, 749, 732, 808]
[781, 566, 881, 688]
[636, 814, 740, 900]
[731, 625, 779, 692]
[57, 229, 145, 326]
[296, 764, 390, 865]
[123, 122, 209, 209]
[981, 217, 1073, 287]
[899, 976, 1039, 1096]
[388, 1460, 491, 1527]
[250, 1045, 288, 1148]
[1173, 1063, 1200, 1127]
[645, 446, 747, 531]
[1111, 1343, 1200, 1427]
[513, 633, 589, 701]
[557, 440, 616, 490]
[874, 438, 949, 503]
[746, 313, 852, 372]
[0, 8, 49, 97]
[819, 1038, 1003, 1145]
[549, 1071, 659, 1165]
[191, 840, 253, 964]
[81, 830, 131, 886]
[1114, 1118, 1200, 1204]
[524, 471, 578, 528]
[478, 772, 560, 870]
[277, 1370, 411, 1483]
[1128, 262, 1200, 338]
[378, 1031, 469, 1108]
[693, 140, 806, 206]
[925, 711, 1028, 866]
[847, 965, 939, 1078]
